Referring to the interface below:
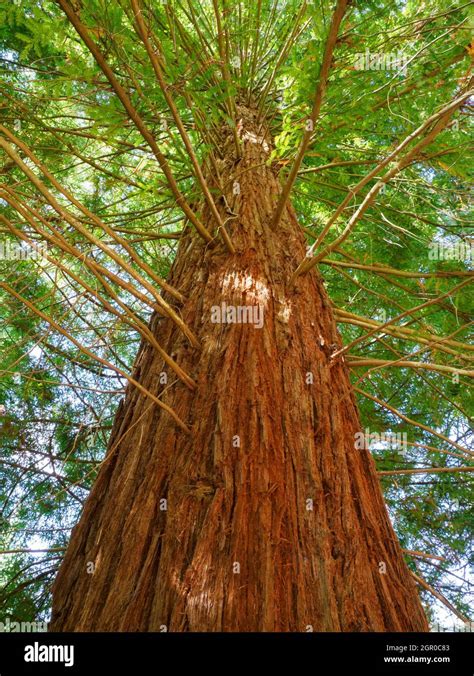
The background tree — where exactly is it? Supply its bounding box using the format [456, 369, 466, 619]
[0, 0, 472, 630]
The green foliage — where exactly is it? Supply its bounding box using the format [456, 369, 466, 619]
[0, 0, 472, 626]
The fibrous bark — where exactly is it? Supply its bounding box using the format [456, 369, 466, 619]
[50, 106, 428, 632]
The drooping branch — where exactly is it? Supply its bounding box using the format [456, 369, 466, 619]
[347, 359, 473, 378]
[378, 466, 473, 476]
[130, 0, 235, 254]
[411, 571, 470, 623]
[354, 387, 473, 457]
[323, 258, 473, 279]
[332, 278, 471, 360]
[55, 0, 216, 247]
[0, 283, 191, 434]
[292, 87, 473, 278]
[0, 548, 66, 555]
[0, 125, 185, 302]
[1, 188, 168, 317]
[0, 138, 200, 348]
[271, 0, 348, 230]
[0, 214, 197, 390]
[335, 309, 472, 360]
[211, 0, 241, 159]
[403, 550, 446, 562]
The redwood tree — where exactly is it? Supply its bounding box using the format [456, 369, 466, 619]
[0, 0, 472, 632]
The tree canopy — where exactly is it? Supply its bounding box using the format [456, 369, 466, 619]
[0, 0, 472, 627]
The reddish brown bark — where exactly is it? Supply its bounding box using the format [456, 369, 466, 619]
[50, 106, 428, 632]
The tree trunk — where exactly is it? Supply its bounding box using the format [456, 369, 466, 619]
[50, 105, 428, 632]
